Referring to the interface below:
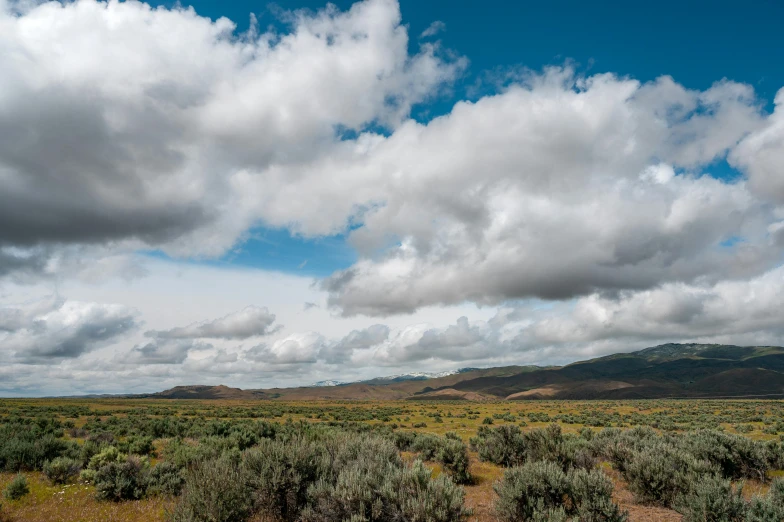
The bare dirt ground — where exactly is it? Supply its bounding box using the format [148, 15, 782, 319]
[462, 456, 505, 521]
[604, 468, 682, 522]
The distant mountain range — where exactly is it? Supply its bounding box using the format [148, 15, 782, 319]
[78, 343, 784, 400]
[310, 369, 481, 387]
[446, 343, 784, 400]
[311, 380, 347, 387]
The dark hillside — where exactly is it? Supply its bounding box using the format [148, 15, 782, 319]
[437, 344, 784, 400]
[141, 344, 784, 401]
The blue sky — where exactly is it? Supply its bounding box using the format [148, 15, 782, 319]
[215, 228, 357, 276]
[153, 0, 784, 104]
[157, 0, 783, 87]
[148, 0, 784, 276]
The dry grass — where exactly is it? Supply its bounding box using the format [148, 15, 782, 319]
[603, 466, 683, 522]
[0, 472, 172, 522]
[5, 397, 782, 440]
[742, 479, 770, 500]
[462, 454, 504, 522]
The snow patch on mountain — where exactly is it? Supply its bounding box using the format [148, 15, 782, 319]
[310, 380, 348, 387]
[310, 368, 479, 387]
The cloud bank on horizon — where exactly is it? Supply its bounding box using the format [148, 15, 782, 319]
[0, 0, 782, 395]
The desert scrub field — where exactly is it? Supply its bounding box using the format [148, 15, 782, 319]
[0, 399, 783, 521]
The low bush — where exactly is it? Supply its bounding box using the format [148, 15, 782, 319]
[410, 433, 442, 461]
[494, 460, 626, 522]
[674, 475, 747, 522]
[570, 467, 629, 521]
[524, 424, 565, 463]
[119, 436, 155, 457]
[80, 469, 97, 484]
[768, 477, 784, 504]
[169, 457, 252, 522]
[623, 442, 713, 507]
[94, 455, 149, 501]
[401, 432, 472, 484]
[0, 432, 72, 472]
[495, 461, 570, 521]
[43, 456, 81, 485]
[392, 430, 417, 451]
[88, 446, 125, 471]
[170, 429, 469, 522]
[471, 424, 527, 467]
[302, 460, 468, 522]
[676, 476, 784, 522]
[164, 436, 243, 469]
[680, 430, 769, 481]
[746, 477, 784, 522]
[242, 437, 322, 521]
[746, 498, 784, 522]
[472, 424, 594, 472]
[436, 439, 472, 485]
[147, 461, 185, 496]
[591, 426, 661, 473]
[78, 440, 105, 467]
[3, 475, 29, 501]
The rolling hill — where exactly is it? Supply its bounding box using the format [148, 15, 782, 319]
[437, 343, 784, 400]
[143, 344, 784, 400]
[138, 385, 272, 400]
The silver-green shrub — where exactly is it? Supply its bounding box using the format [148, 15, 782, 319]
[43, 456, 81, 485]
[169, 456, 252, 522]
[623, 442, 714, 507]
[494, 460, 626, 522]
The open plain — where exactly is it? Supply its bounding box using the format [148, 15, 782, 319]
[2, 398, 783, 522]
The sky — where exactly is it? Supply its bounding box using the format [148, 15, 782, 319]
[0, 0, 783, 396]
